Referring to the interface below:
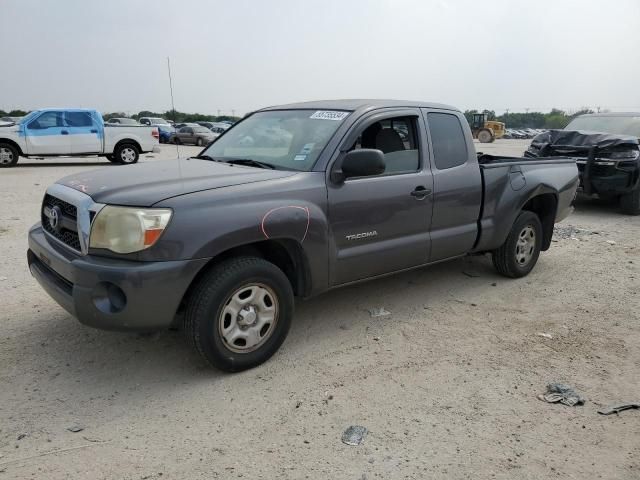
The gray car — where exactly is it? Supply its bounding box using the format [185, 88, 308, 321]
[170, 125, 217, 146]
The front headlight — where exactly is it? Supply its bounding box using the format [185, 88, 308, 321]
[608, 149, 640, 160]
[89, 206, 172, 254]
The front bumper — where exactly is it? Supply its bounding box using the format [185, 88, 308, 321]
[577, 158, 640, 196]
[28, 224, 208, 331]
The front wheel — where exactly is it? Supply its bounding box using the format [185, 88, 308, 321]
[492, 211, 542, 278]
[478, 129, 494, 143]
[0, 143, 19, 168]
[184, 257, 294, 372]
[113, 143, 139, 164]
[620, 189, 640, 215]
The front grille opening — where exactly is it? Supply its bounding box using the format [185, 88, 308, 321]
[42, 194, 81, 251]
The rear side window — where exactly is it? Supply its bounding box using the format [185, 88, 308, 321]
[65, 112, 93, 127]
[428, 113, 468, 170]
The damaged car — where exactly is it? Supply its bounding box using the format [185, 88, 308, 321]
[525, 113, 640, 215]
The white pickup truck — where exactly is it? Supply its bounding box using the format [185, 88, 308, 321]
[0, 108, 160, 168]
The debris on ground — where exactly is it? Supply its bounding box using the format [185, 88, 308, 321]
[17, 434, 27, 440]
[462, 271, 481, 278]
[606, 240, 616, 245]
[538, 383, 585, 406]
[536, 332, 553, 339]
[368, 308, 390, 318]
[342, 426, 368, 446]
[553, 225, 596, 240]
[597, 403, 640, 415]
[67, 425, 85, 433]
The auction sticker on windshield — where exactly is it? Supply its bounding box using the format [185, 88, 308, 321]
[310, 111, 349, 121]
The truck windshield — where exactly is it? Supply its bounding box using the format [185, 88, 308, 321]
[201, 109, 350, 171]
[566, 115, 640, 138]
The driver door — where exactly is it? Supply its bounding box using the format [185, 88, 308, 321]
[327, 110, 434, 286]
[24, 110, 71, 155]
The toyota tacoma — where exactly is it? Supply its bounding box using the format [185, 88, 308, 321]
[28, 100, 579, 371]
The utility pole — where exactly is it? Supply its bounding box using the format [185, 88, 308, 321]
[232, 109, 236, 117]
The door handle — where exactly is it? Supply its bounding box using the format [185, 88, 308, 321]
[410, 186, 432, 198]
[90, 129, 98, 133]
[60, 130, 69, 135]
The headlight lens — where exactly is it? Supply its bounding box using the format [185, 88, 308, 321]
[89, 206, 172, 254]
[609, 149, 640, 160]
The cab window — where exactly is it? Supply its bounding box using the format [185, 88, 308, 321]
[28, 111, 63, 129]
[350, 116, 420, 173]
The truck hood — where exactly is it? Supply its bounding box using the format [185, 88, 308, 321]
[57, 158, 298, 206]
[526, 129, 639, 158]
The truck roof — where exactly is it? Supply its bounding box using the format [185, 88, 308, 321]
[259, 99, 459, 113]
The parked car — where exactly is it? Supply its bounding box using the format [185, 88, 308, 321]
[197, 121, 230, 134]
[525, 112, 640, 214]
[0, 108, 159, 167]
[169, 125, 217, 146]
[106, 117, 140, 125]
[27, 99, 578, 371]
[157, 125, 175, 144]
[139, 117, 172, 127]
[0, 116, 24, 124]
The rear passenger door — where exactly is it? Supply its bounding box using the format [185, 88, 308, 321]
[327, 110, 434, 285]
[421, 109, 482, 261]
[65, 111, 102, 154]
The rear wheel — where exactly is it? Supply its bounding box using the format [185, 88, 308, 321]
[184, 257, 294, 372]
[0, 143, 19, 168]
[620, 189, 640, 215]
[478, 129, 494, 143]
[196, 138, 203, 147]
[173, 137, 181, 145]
[492, 211, 542, 278]
[114, 143, 139, 164]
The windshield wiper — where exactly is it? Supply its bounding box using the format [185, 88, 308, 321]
[192, 154, 217, 161]
[224, 158, 276, 169]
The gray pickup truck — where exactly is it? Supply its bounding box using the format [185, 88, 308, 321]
[28, 100, 579, 371]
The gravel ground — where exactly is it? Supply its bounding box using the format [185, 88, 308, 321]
[0, 140, 638, 479]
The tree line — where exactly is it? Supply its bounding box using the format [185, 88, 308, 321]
[463, 108, 594, 129]
[0, 109, 241, 123]
[2, 107, 594, 129]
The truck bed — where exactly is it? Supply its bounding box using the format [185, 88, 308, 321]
[472, 154, 579, 253]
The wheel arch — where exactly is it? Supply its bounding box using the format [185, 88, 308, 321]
[177, 238, 311, 320]
[113, 138, 141, 154]
[521, 192, 558, 251]
[0, 138, 24, 156]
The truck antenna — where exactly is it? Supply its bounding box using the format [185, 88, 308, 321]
[167, 57, 179, 157]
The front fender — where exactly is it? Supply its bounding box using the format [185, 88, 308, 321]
[149, 175, 330, 294]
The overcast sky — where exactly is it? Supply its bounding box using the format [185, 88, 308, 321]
[1, 0, 639, 116]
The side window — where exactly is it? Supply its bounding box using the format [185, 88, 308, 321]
[427, 113, 468, 170]
[350, 116, 420, 174]
[28, 111, 62, 129]
[65, 111, 93, 127]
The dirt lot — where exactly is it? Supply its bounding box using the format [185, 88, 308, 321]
[0, 140, 638, 479]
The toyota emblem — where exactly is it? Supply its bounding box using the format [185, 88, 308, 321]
[48, 206, 62, 232]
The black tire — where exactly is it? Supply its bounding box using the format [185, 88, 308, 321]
[478, 129, 494, 143]
[173, 137, 181, 145]
[196, 138, 203, 147]
[492, 211, 543, 278]
[620, 189, 640, 215]
[0, 143, 20, 168]
[113, 143, 139, 164]
[184, 257, 294, 372]
[105, 154, 119, 163]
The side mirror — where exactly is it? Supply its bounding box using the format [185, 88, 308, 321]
[333, 149, 385, 182]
